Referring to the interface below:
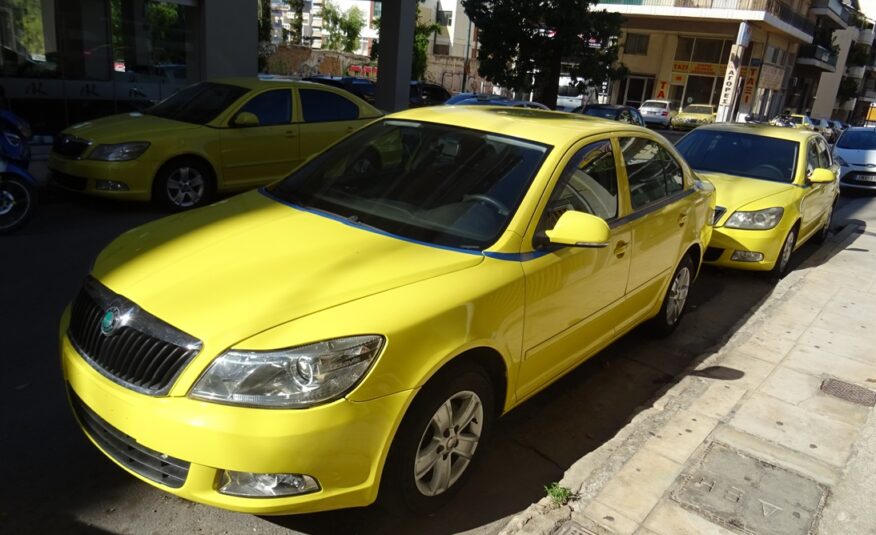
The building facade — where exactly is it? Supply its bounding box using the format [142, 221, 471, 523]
[0, 0, 256, 134]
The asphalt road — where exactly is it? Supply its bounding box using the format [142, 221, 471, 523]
[0, 148, 868, 535]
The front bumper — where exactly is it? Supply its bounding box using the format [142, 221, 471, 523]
[61, 328, 412, 514]
[703, 225, 789, 271]
[48, 153, 157, 201]
[839, 166, 876, 190]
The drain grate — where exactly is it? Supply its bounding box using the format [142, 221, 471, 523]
[821, 378, 876, 407]
[554, 521, 598, 535]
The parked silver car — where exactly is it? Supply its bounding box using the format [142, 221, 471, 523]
[833, 127, 876, 190]
[638, 99, 676, 127]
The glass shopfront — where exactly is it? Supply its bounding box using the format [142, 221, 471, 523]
[0, 0, 198, 133]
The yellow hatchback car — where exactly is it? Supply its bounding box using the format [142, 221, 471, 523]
[61, 107, 714, 515]
[670, 104, 715, 130]
[675, 123, 838, 276]
[49, 78, 382, 209]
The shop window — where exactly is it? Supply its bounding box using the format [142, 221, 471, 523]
[720, 40, 731, 64]
[692, 38, 723, 63]
[433, 42, 450, 55]
[625, 33, 649, 56]
[675, 37, 694, 62]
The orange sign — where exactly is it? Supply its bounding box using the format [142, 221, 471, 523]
[690, 62, 719, 76]
[740, 67, 759, 105]
[672, 62, 689, 72]
[672, 74, 687, 84]
[656, 80, 668, 99]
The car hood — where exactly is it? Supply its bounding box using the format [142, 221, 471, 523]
[92, 190, 484, 351]
[834, 146, 876, 167]
[64, 112, 199, 143]
[696, 172, 795, 215]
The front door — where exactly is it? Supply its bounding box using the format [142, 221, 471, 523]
[518, 138, 631, 399]
[219, 88, 300, 189]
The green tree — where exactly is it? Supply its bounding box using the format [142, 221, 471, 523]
[413, 5, 440, 80]
[462, 0, 626, 108]
[322, 1, 365, 53]
[258, 0, 273, 70]
[838, 76, 860, 104]
[285, 0, 305, 44]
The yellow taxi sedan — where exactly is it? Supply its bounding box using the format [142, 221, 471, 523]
[675, 123, 838, 276]
[61, 107, 714, 515]
[670, 104, 715, 130]
[49, 78, 382, 210]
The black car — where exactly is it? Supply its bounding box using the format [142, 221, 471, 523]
[304, 76, 376, 104]
[410, 81, 451, 107]
[574, 104, 646, 127]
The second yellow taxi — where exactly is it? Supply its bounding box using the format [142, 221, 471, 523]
[61, 107, 714, 516]
[676, 123, 838, 276]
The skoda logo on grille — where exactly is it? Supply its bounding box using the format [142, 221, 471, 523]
[100, 307, 122, 336]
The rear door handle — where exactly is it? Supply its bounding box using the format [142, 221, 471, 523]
[285, 130, 297, 138]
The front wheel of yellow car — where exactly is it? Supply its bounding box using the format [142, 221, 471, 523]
[381, 362, 495, 514]
[154, 158, 214, 211]
[770, 227, 797, 279]
[650, 255, 694, 337]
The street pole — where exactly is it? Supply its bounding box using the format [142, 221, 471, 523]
[461, 16, 472, 92]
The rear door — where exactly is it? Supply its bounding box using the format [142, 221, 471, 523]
[219, 88, 299, 189]
[296, 87, 371, 159]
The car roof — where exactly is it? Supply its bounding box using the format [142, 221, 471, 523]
[694, 122, 819, 142]
[388, 106, 647, 145]
[585, 104, 625, 110]
[214, 77, 322, 89]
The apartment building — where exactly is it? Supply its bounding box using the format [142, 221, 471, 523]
[601, 0, 863, 120]
[306, 0, 379, 56]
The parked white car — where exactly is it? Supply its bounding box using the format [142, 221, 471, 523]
[834, 127, 876, 191]
[639, 100, 676, 127]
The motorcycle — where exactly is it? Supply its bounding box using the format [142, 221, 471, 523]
[0, 108, 37, 234]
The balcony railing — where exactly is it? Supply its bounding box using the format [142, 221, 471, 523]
[798, 44, 838, 67]
[810, 0, 853, 25]
[599, 0, 814, 36]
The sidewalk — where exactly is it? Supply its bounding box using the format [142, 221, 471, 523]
[500, 221, 876, 535]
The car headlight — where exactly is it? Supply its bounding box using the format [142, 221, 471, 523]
[835, 155, 847, 166]
[724, 207, 784, 230]
[190, 335, 384, 408]
[88, 142, 150, 161]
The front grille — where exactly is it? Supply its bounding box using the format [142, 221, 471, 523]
[704, 247, 724, 262]
[68, 277, 202, 396]
[52, 134, 91, 159]
[712, 206, 727, 225]
[51, 171, 87, 191]
[70, 389, 190, 488]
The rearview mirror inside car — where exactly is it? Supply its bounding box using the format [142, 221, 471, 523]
[546, 211, 610, 247]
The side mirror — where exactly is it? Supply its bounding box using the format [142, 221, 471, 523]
[809, 168, 836, 184]
[545, 211, 610, 247]
[233, 112, 260, 128]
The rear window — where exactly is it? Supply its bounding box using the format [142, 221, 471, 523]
[642, 101, 667, 109]
[583, 107, 618, 120]
[837, 130, 876, 150]
[300, 89, 360, 122]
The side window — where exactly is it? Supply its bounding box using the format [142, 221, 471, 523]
[620, 137, 684, 210]
[299, 89, 360, 122]
[237, 89, 292, 126]
[806, 140, 820, 175]
[815, 138, 832, 169]
[541, 140, 618, 230]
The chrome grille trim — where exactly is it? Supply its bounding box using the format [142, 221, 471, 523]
[52, 134, 92, 159]
[70, 389, 190, 488]
[68, 277, 203, 396]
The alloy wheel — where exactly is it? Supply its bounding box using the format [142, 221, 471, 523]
[414, 390, 484, 497]
[665, 266, 691, 326]
[778, 230, 795, 273]
[165, 166, 205, 208]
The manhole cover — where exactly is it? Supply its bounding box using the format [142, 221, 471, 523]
[672, 442, 829, 535]
[820, 378, 876, 407]
[553, 520, 598, 535]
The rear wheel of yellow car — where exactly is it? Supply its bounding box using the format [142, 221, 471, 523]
[771, 226, 797, 279]
[381, 361, 495, 514]
[650, 255, 694, 337]
[154, 158, 214, 211]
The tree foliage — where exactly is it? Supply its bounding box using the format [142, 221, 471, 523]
[413, 7, 441, 80]
[322, 1, 366, 53]
[838, 76, 860, 104]
[462, 0, 626, 108]
[284, 0, 305, 44]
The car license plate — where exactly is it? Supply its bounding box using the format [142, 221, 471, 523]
[857, 175, 876, 182]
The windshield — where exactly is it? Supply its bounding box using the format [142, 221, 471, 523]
[837, 130, 876, 150]
[790, 116, 804, 124]
[683, 105, 712, 114]
[266, 120, 550, 250]
[642, 101, 667, 109]
[145, 82, 249, 124]
[583, 107, 618, 120]
[676, 130, 798, 183]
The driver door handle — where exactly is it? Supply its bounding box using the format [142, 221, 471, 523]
[678, 210, 689, 226]
[614, 240, 628, 258]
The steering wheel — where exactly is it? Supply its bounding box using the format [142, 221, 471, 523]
[748, 164, 785, 181]
[463, 194, 510, 216]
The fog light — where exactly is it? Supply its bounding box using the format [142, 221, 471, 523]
[218, 471, 320, 497]
[731, 250, 764, 262]
[95, 180, 129, 191]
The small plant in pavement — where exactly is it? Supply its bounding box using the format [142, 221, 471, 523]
[544, 482, 575, 506]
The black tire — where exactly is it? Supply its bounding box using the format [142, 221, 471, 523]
[812, 202, 835, 245]
[380, 361, 495, 514]
[153, 157, 215, 211]
[770, 226, 798, 279]
[649, 254, 695, 337]
[0, 174, 36, 234]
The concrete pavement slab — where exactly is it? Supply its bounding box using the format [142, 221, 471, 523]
[642, 410, 718, 464]
[687, 382, 747, 420]
[594, 449, 683, 523]
[783, 344, 876, 385]
[579, 499, 639, 535]
[642, 500, 736, 535]
[758, 366, 871, 426]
